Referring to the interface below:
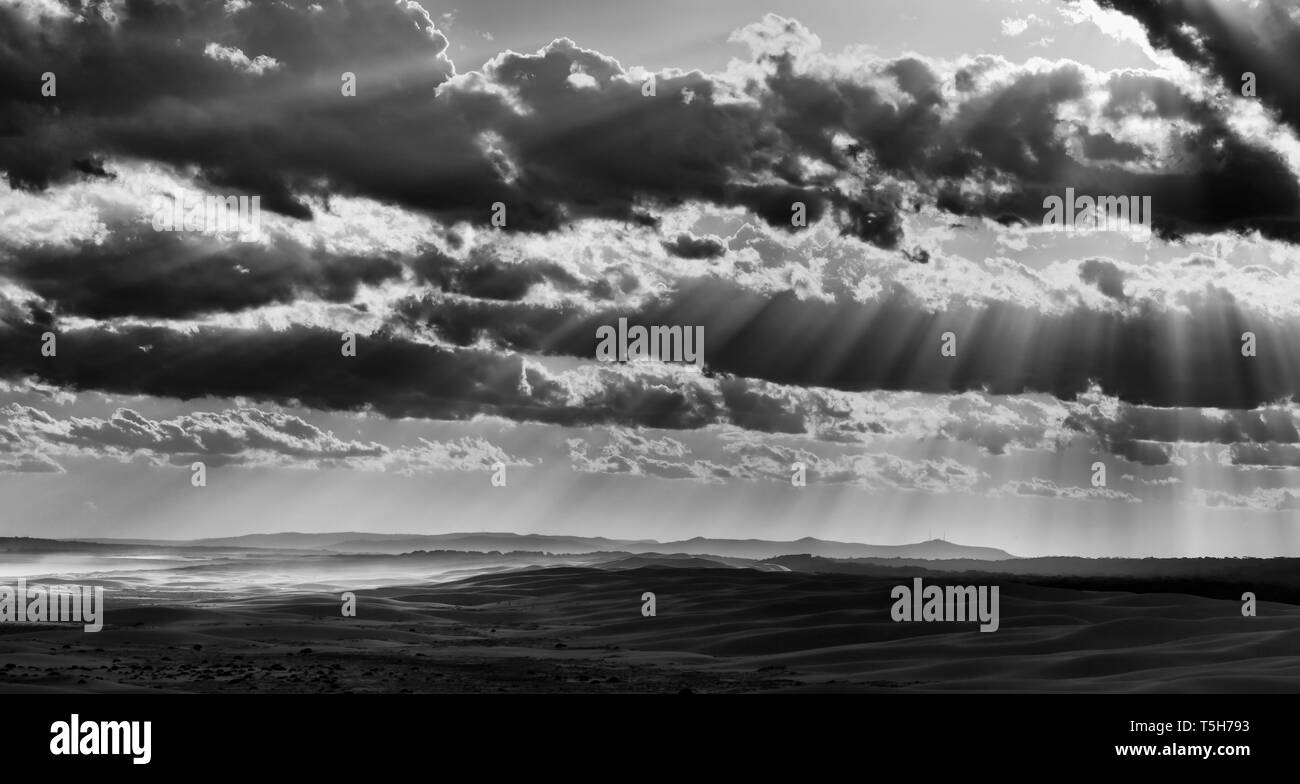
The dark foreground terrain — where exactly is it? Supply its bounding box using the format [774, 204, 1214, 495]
[2, 561, 1297, 693]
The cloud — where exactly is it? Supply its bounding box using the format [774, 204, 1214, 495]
[1064, 386, 1300, 466]
[203, 43, 281, 75]
[0, 0, 456, 218]
[0, 403, 530, 472]
[0, 223, 405, 319]
[4, 403, 386, 466]
[567, 427, 731, 482]
[1228, 442, 1300, 469]
[1098, 0, 1300, 138]
[1000, 15, 1045, 37]
[0, 313, 579, 424]
[5, 5, 1295, 247]
[568, 425, 987, 492]
[410, 247, 586, 302]
[993, 477, 1141, 503]
[406, 274, 1300, 409]
[3, 3, 1300, 486]
[0, 419, 64, 472]
[723, 437, 987, 491]
[1191, 486, 1300, 511]
[662, 233, 727, 260]
[1079, 258, 1128, 300]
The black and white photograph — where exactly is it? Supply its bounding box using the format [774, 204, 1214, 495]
[0, 0, 1295, 766]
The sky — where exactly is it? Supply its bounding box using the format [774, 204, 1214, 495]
[1, 0, 1300, 556]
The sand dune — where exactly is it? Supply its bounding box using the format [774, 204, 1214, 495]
[1, 562, 1295, 693]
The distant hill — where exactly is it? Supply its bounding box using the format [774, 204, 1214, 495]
[599, 554, 739, 570]
[0, 536, 134, 553]
[66, 532, 1017, 561]
[654, 537, 1015, 561]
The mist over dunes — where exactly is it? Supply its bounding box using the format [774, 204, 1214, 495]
[1, 534, 1294, 693]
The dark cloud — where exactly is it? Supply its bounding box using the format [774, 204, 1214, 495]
[939, 67, 1300, 242]
[2, 4, 1296, 247]
[1066, 396, 1300, 466]
[1098, 0, 1300, 138]
[1081, 130, 1145, 162]
[718, 377, 807, 434]
[754, 36, 1300, 242]
[10, 272, 1300, 467]
[1079, 258, 1127, 301]
[3, 3, 1300, 469]
[1229, 443, 1300, 468]
[411, 248, 585, 302]
[399, 276, 1300, 410]
[0, 0, 459, 219]
[0, 303, 562, 420]
[662, 233, 726, 260]
[0, 299, 733, 431]
[0, 225, 404, 318]
[0, 4, 889, 240]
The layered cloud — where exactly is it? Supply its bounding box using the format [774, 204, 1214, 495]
[1098, 0, 1300, 139]
[992, 476, 1140, 504]
[4, 4, 1298, 240]
[0, 402, 529, 473]
[2, 0, 1300, 509]
[567, 425, 987, 492]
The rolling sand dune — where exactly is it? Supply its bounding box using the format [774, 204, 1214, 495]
[1, 561, 1296, 693]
